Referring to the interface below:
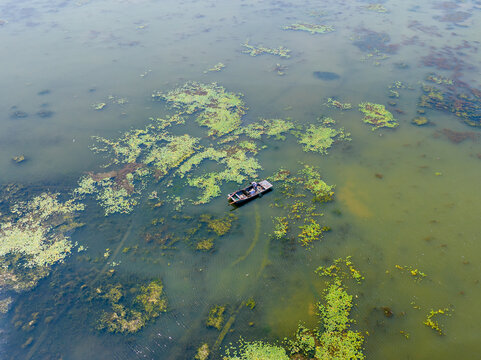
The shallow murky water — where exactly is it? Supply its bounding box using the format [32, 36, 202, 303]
[1, 0, 481, 359]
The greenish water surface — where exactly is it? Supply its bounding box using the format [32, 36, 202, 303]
[1, 0, 481, 359]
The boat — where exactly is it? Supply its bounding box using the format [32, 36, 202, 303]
[227, 180, 273, 205]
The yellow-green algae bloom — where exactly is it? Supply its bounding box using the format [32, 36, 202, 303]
[268, 165, 333, 249]
[224, 341, 290, 360]
[296, 117, 350, 154]
[325, 98, 352, 110]
[283, 23, 334, 34]
[225, 258, 365, 360]
[299, 164, 335, 202]
[241, 41, 291, 58]
[186, 146, 262, 204]
[0, 193, 83, 268]
[298, 219, 330, 247]
[236, 118, 294, 140]
[0, 192, 84, 293]
[76, 118, 199, 215]
[272, 216, 288, 239]
[204, 62, 225, 72]
[154, 82, 247, 137]
[423, 307, 452, 335]
[358, 102, 399, 130]
[315, 279, 365, 359]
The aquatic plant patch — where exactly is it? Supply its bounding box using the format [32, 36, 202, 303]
[0, 192, 84, 293]
[154, 82, 247, 137]
[241, 41, 291, 58]
[358, 102, 399, 130]
[283, 23, 334, 34]
[295, 117, 350, 154]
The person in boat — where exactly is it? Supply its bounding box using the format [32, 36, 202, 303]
[249, 181, 258, 195]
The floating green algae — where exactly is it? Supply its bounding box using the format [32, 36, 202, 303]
[298, 219, 330, 247]
[237, 118, 294, 140]
[224, 341, 290, 360]
[154, 82, 247, 137]
[394, 264, 427, 282]
[225, 258, 365, 360]
[204, 62, 225, 73]
[241, 40, 291, 58]
[316, 256, 364, 283]
[325, 98, 353, 110]
[79, 82, 344, 210]
[295, 117, 350, 154]
[272, 216, 288, 240]
[315, 279, 365, 359]
[74, 117, 200, 215]
[423, 307, 453, 335]
[268, 165, 334, 248]
[358, 102, 399, 130]
[299, 164, 335, 202]
[187, 147, 262, 204]
[0, 192, 84, 293]
[262, 118, 295, 140]
[283, 23, 334, 34]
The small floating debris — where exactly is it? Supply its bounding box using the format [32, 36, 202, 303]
[92, 102, 106, 110]
[12, 155, 26, 164]
[272, 63, 287, 76]
[424, 307, 453, 335]
[204, 62, 225, 73]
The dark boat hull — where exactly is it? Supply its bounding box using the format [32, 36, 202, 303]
[227, 180, 273, 206]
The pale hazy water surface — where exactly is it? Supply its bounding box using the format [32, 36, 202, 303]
[1, 0, 481, 359]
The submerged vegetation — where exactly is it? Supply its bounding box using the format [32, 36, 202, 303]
[97, 279, 167, 334]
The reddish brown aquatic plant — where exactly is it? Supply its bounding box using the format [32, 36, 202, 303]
[408, 20, 441, 37]
[89, 163, 143, 193]
[436, 128, 480, 143]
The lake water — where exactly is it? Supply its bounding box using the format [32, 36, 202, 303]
[1, 0, 481, 359]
